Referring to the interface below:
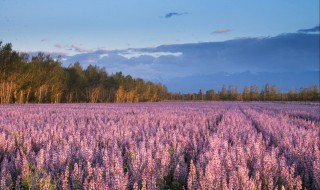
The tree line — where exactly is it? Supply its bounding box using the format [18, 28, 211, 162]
[0, 42, 168, 104]
[169, 84, 319, 101]
[1, 42, 319, 103]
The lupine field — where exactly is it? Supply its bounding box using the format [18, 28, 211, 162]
[0, 102, 319, 190]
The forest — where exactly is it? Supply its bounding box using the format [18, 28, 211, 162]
[0, 42, 168, 104]
[0, 42, 319, 104]
[169, 84, 319, 102]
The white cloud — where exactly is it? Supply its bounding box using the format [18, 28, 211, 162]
[71, 44, 92, 53]
[99, 53, 109, 58]
[119, 50, 182, 59]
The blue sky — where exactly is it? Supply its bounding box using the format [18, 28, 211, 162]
[1, 0, 318, 53]
[1, 0, 319, 92]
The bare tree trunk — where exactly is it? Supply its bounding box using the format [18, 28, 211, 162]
[39, 86, 42, 103]
[0, 81, 3, 104]
[26, 87, 31, 104]
[19, 90, 24, 104]
[68, 92, 73, 103]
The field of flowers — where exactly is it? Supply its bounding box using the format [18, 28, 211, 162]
[0, 102, 319, 190]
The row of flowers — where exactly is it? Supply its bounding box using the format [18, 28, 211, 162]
[0, 102, 319, 189]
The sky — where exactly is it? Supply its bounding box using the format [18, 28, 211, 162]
[1, 0, 318, 52]
[1, 0, 319, 92]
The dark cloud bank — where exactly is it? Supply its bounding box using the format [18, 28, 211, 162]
[298, 25, 320, 33]
[59, 30, 319, 93]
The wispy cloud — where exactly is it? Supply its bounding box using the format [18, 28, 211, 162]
[71, 44, 92, 53]
[54, 44, 63, 48]
[53, 43, 92, 53]
[164, 12, 187, 18]
[212, 28, 231, 34]
[40, 38, 48, 42]
[119, 50, 183, 59]
[298, 25, 320, 33]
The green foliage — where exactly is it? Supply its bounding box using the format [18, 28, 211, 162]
[0, 42, 169, 104]
[19, 164, 57, 190]
[159, 168, 183, 190]
[169, 84, 319, 102]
